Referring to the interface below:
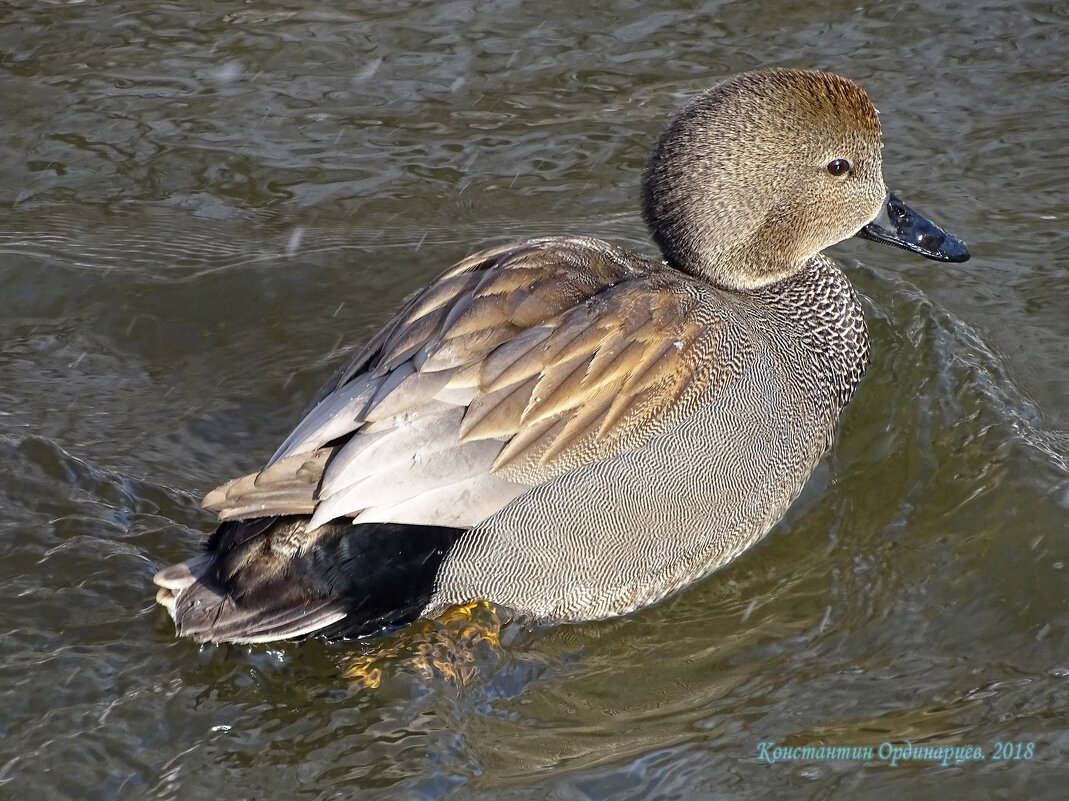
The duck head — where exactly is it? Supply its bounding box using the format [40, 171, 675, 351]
[641, 68, 969, 290]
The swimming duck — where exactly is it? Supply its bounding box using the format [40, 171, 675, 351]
[154, 68, 969, 644]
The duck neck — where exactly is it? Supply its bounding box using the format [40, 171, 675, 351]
[670, 238, 802, 293]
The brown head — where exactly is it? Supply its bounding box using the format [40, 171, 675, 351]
[642, 68, 888, 289]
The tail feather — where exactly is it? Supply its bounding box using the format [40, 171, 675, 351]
[174, 581, 347, 643]
[154, 516, 463, 644]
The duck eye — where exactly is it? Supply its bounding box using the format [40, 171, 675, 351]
[827, 158, 851, 177]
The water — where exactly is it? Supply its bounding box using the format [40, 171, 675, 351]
[2, 1, 1067, 798]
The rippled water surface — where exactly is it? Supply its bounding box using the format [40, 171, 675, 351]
[2, 1, 1067, 799]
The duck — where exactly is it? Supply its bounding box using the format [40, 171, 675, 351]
[154, 68, 969, 644]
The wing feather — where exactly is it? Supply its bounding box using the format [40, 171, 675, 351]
[459, 375, 539, 441]
[480, 326, 554, 392]
[307, 439, 506, 529]
[202, 236, 737, 531]
[352, 473, 526, 528]
[493, 416, 569, 470]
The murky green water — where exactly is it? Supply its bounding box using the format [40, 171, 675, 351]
[2, 1, 1066, 798]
